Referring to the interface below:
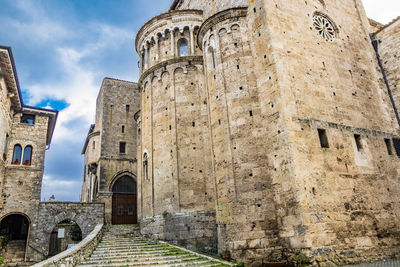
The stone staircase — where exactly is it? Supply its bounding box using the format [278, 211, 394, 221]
[77, 225, 234, 267]
[2, 240, 30, 266]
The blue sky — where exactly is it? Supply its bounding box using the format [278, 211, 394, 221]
[0, 0, 398, 201]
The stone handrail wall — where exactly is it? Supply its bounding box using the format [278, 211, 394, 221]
[31, 223, 104, 267]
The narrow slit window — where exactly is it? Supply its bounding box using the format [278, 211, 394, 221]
[208, 47, 216, 69]
[122, 125, 125, 133]
[143, 152, 149, 180]
[4, 133, 9, 155]
[211, 49, 216, 69]
[384, 138, 392, 155]
[318, 129, 329, 148]
[392, 138, 400, 157]
[92, 141, 95, 150]
[126, 105, 130, 112]
[354, 134, 362, 151]
[119, 142, 126, 154]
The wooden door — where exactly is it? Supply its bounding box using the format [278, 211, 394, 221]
[112, 193, 137, 225]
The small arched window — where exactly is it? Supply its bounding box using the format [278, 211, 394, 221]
[141, 51, 145, 70]
[22, 146, 32, 165]
[208, 47, 216, 69]
[178, 39, 188, 56]
[12, 144, 22, 164]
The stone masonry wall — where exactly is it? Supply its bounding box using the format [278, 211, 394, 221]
[31, 224, 104, 267]
[0, 68, 12, 210]
[139, 57, 215, 217]
[83, 78, 139, 224]
[1, 113, 49, 221]
[173, 0, 247, 19]
[375, 19, 400, 113]
[252, 0, 400, 264]
[134, 0, 400, 264]
[136, 10, 216, 249]
[140, 211, 217, 253]
[199, 7, 287, 259]
[26, 202, 104, 262]
[99, 79, 139, 161]
[293, 119, 400, 264]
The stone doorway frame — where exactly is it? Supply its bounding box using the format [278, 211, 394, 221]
[0, 212, 31, 262]
[109, 171, 138, 225]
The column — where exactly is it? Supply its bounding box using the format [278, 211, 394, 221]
[170, 30, 175, 57]
[190, 27, 195, 55]
[155, 36, 160, 62]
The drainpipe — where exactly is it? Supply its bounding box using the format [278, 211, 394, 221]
[370, 33, 400, 127]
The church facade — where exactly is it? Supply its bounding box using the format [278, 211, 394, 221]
[81, 0, 400, 265]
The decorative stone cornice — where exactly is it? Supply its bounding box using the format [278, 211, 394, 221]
[138, 55, 203, 87]
[197, 7, 248, 50]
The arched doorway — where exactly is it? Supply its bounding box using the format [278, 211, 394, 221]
[112, 175, 137, 224]
[48, 219, 82, 256]
[0, 214, 30, 262]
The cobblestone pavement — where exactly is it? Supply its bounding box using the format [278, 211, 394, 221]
[345, 259, 400, 267]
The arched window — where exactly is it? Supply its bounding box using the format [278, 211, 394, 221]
[141, 51, 145, 70]
[178, 39, 188, 56]
[12, 144, 22, 164]
[22, 146, 32, 165]
[208, 47, 216, 69]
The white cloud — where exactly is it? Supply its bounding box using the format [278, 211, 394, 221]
[4, 0, 73, 45]
[8, 0, 136, 201]
[362, 0, 400, 24]
[41, 175, 81, 201]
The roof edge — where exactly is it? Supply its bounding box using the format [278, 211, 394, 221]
[374, 16, 400, 35]
[0, 45, 23, 109]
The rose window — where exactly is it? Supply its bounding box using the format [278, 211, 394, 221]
[313, 14, 337, 42]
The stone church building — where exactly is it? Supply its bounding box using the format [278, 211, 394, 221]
[1, 0, 399, 265]
[79, 0, 400, 265]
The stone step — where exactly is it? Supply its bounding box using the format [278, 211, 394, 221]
[79, 258, 216, 266]
[76, 225, 233, 267]
[92, 245, 173, 252]
[97, 241, 150, 246]
[89, 249, 187, 258]
[95, 244, 164, 250]
[82, 254, 201, 264]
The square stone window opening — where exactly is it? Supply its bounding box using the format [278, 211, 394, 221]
[384, 138, 393, 155]
[354, 134, 363, 151]
[392, 138, 400, 157]
[21, 114, 35, 125]
[318, 129, 329, 148]
[119, 142, 126, 154]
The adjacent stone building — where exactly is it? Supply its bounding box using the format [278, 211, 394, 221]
[81, 78, 139, 224]
[0, 46, 105, 265]
[373, 17, 400, 115]
[130, 0, 400, 265]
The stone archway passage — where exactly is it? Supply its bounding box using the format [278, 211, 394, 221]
[0, 214, 30, 263]
[0, 214, 29, 240]
[112, 176, 137, 225]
